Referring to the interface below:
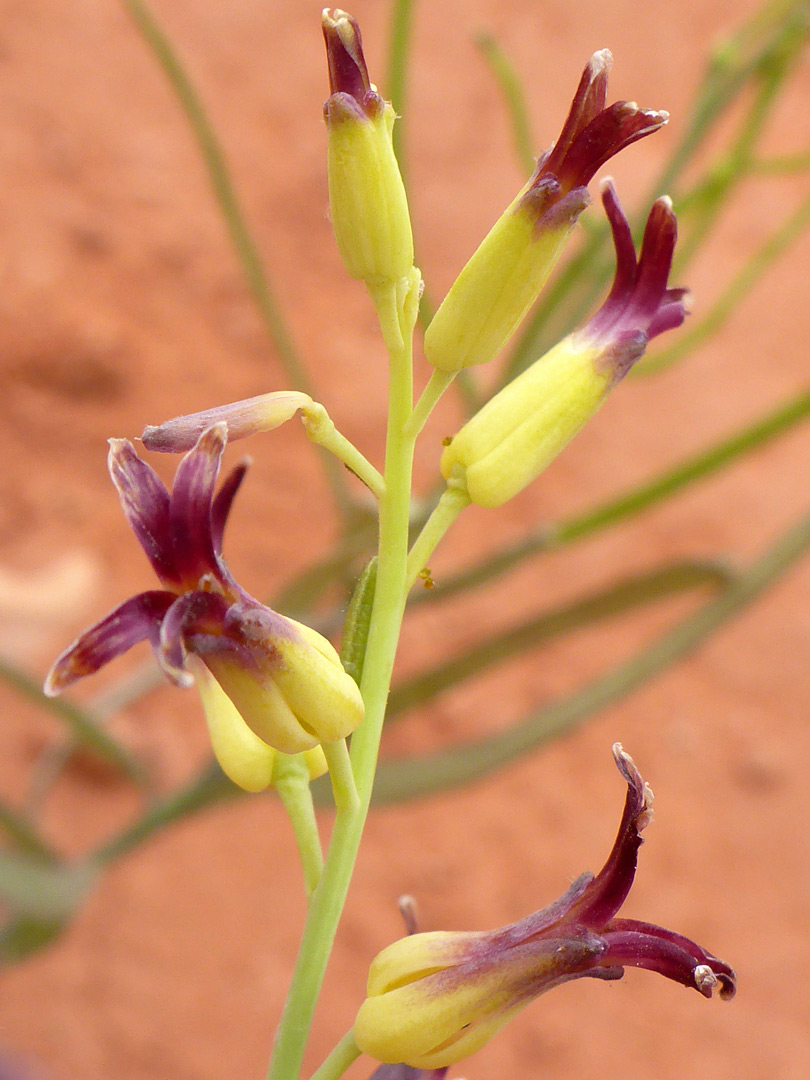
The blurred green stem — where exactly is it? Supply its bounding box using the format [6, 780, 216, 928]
[413, 387, 810, 604]
[390, 559, 731, 718]
[475, 31, 536, 173]
[0, 657, 146, 787]
[372, 501, 810, 801]
[121, 0, 354, 520]
[0, 803, 56, 861]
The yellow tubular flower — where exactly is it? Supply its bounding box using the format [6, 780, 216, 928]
[44, 424, 364, 772]
[354, 746, 735, 1070]
[193, 662, 327, 793]
[322, 9, 414, 287]
[424, 51, 668, 372]
[441, 182, 690, 507]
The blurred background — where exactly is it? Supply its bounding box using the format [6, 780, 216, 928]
[1, 1, 809, 1078]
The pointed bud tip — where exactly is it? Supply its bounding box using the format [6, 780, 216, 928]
[42, 671, 60, 697]
[588, 48, 613, 74]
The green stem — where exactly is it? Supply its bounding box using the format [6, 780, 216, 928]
[405, 369, 456, 440]
[266, 277, 419, 1080]
[390, 558, 731, 718]
[309, 1030, 360, 1080]
[121, 0, 354, 520]
[405, 480, 471, 591]
[385, 0, 416, 175]
[92, 762, 235, 864]
[750, 149, 810, 174]
[301, 404, 385, 499]
[273, 756, 324, 901]
[321, 740, 359, 816]
[372, 502, 810, 801]
[0, 803, 57, 861]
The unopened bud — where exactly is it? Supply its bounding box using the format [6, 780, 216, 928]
[323, 9, 413, 286]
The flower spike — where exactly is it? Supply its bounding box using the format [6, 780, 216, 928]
[45, 425, 364, 788]
[353, 746, 735, 1070]
[424, 52, 668, 373]
[440, 183, 690, 508]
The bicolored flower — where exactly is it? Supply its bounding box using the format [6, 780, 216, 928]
[440, 180, 689, 507]
[354, 744, 735, 1070]
[322, 8, 414, 287]
[424, 51, 668, 372]
[44, 424, 364, 788]
[141, 390, 314, 453]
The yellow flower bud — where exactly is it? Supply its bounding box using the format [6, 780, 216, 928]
[355, 929, 538, 1069]
[323, 10, 413, 286]
[192, 661, 328, 792]
[441, 335, 609, 507]
[204, 610, 365, 757]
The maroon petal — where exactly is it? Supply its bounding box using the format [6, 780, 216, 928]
[620, 195, 678, 328]
[543, 50, 611, 178]
[323, 8, 370, 101]
[588, 179, 638, 334]
[157, 590, 231, 684]
[368, 1068, 448, 1080]
[648, 287, 691, 339]
[108, 439, 178, 586]
[211, 460, 250, 556]
[169, 424, 226, 583]
[44, 591, 174, 695]
[557, 101, 667, 192]
[601, 919, 737, 999]
[563, 744, 653, 929]
[322, 9, 383, 121]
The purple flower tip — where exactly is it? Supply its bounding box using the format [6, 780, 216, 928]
[583, 179, 689, 379]
[524, 51, 667, 222]
[322, 8, 383, 120]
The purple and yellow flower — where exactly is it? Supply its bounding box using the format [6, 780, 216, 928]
[424, 51, 668, 372]
[353, 744, 735, 1070]
[322, 8, 414, 287]
[440, 180, 689, 507]
[44, 423, 364, 789]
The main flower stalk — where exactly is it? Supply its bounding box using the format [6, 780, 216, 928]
[267, 275, 420, 1080]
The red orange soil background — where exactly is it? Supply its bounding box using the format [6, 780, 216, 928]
[1, 1, 809, 1078]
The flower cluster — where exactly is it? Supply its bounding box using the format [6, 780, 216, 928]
[41, 12, 736, 1077]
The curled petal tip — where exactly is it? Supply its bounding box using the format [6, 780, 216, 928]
[613, 743, 654, 830]
[694, 963, 737, 1000]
